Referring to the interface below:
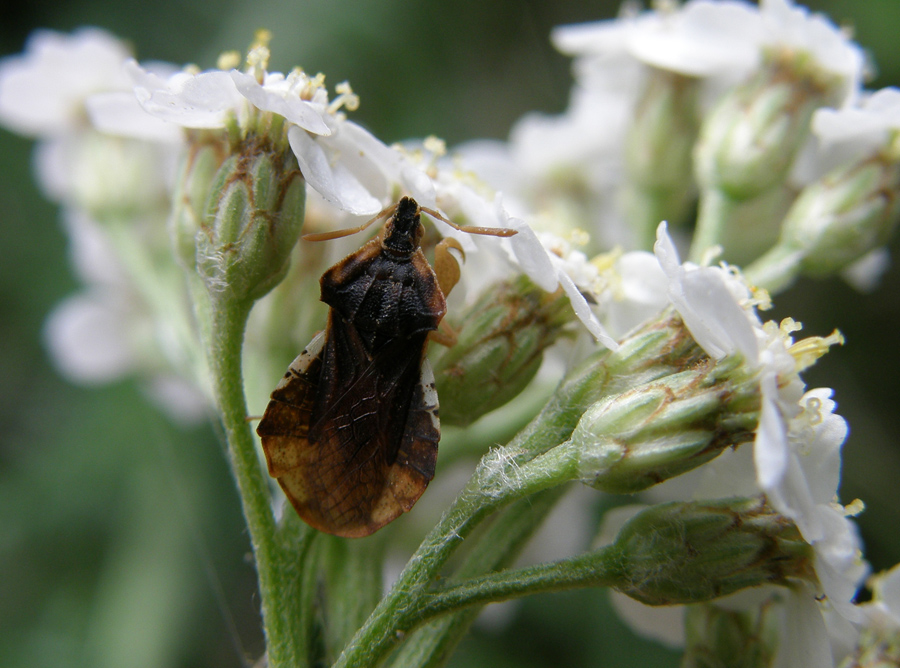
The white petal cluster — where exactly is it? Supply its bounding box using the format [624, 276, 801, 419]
[808, 87, 900, 175]
[112, 60, 333, 136]
[760, 0, 864, 102]
[552, 1, 763, 80]
[643, 222, 867, 663]
[0, 29, 208, 423]
[553, 0, 862, 98]
[362, 140, 622, 347]
[856, 564, 900, 630]
[0, 28, 132, 136]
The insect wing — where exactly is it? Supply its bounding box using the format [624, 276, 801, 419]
[257, 331, 326, 478]
[256, 319, 440, 538]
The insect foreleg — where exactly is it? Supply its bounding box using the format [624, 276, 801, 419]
[433, 237, 465, 298]
[302, 201, 399, 242]
[427, 320, 458, 348]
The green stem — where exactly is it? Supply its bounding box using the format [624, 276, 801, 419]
[206, 295, 305, 667]
[690, 188, 737, 262]
[624, 184, 676, 251]
[416, 545, 623, 620]
[388, 488, 568, 668]
[743, 244, 804, 295]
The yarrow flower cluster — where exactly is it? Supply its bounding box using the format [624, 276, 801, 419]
[3, 1, 900, 667]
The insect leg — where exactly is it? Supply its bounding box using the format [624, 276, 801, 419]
[433, 237, 464, 298]
[428, 320, 458, 347]
[419, 205, 517, 238]
[302, 201, 399, 242]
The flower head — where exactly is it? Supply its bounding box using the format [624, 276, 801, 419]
[0, 28, 132, 136]
[653, 222, 865, 623]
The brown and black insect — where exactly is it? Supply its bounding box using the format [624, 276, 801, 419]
[256, 197, 515, 537]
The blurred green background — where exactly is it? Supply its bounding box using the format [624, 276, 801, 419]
[2, 1, 900, 667]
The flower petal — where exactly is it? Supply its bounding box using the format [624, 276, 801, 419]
[288, 125, 381, 215]
[230, 70, 330, 135]
[130, 61, 242, 129]
[86, 90, 183, 142]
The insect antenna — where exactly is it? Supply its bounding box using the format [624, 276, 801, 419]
[302, 201, 400, 242]
[419, 204, 517, 238]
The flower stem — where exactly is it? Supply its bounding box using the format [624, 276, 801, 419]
[690, 188, 737, 262]
[416, 546, 623, 619]
[743, 244, 804, 295]
[388, 488, 568, 668]
[206, 294, 307, 667]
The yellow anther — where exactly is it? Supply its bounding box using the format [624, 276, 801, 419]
[789, 328, 844, 372]
[423, 135, 447, 157]
[217, 50, 242, 71]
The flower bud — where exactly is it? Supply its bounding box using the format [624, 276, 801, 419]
[193, 138, 306, 303]
[434, 276, 573, 427]
[610, 498, 813, 606]
[623, 69, 700, 246]
[170, 137, 227, 270]
[782, 156, 900, 277]
[695, 56, 839, 201]
[682, 602, 779, 668]
[565, 355, 760, 494]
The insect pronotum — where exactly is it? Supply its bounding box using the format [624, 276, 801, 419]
[256, 197, 516, 537]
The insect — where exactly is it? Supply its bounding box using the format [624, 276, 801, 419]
[256, 196, 516, 537]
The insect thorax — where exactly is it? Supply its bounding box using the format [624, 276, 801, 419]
[321, 249, 446, 353]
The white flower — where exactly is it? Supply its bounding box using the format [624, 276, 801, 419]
[809, 87, 900, 174]
[93, 52, 392, 215]
[477, 219, 618, 349]
[0, 28, 131, 136]
[120, 61, 332, 135]
[553, 1, 764, 79]
[858, 564, 900, 629]
[0, 28, 178, 145]
[760, 0, 864, 104]
[653, 222, 866, 627]
[44, 289, 140, 384]
[654, 222, 760, 360]
[287, 118, 389, 216]
[588, 249, 669, 339]
[814, 87, 900, 146]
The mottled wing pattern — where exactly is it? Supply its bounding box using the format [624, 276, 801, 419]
[257, 331, 326, 478]
[256, 316, 440, 538]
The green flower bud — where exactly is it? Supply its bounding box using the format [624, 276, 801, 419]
[610, 498, 813, 606]
[623, 68, 701, 247]
[695, 55, 839, 201]
[193, 138, 306, 303]
[564, 355, 759, 494]
[784, 156, 900, 277]
[682, 602, 779, 668]
[170, 137, 227, 270]
[434, 276, 573, 427]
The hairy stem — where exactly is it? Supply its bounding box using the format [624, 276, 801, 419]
[417, 545, 623, 619]
[388, 488, 568, 668]
[206, 295, 307, 668]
